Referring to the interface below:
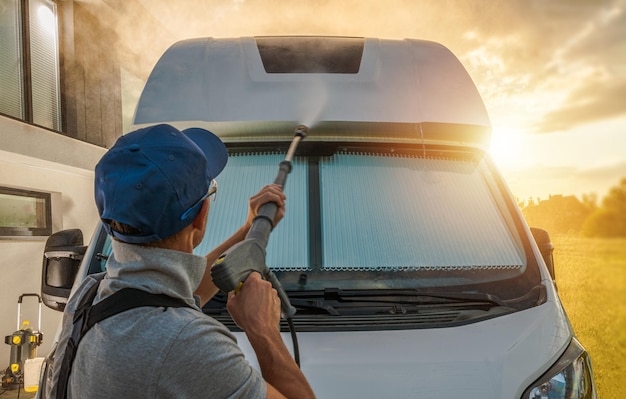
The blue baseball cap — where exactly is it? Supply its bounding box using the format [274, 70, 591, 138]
[94, 124, 228, 244]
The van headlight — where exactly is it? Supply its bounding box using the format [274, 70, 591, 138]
[522, 337, 597, 399]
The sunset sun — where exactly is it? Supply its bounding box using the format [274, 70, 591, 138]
[489, 126, 525, 168]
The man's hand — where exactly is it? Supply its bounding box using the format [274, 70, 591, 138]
[226, 273, 316, 399]
[245, 184, 286, 229]
[226, 273, 280, 334]
[196, 184, 286, 306]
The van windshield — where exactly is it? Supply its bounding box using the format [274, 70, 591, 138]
[194, 146, 539, 300]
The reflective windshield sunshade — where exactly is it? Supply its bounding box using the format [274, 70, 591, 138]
[195, 151, 526, 286]
[321, 153, 524, 271]
[194, 153, 310, 270]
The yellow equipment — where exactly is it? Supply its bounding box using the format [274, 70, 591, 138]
[2, 294, 43, 390]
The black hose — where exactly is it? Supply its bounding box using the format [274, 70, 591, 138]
[287, 316, 300, 367]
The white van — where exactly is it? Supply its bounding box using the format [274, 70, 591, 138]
[38, 36, 597, 398]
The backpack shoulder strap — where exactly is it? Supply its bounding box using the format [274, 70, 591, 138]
[83, 288, 191, 333]
[56, 282, 192, 399]
[56, 276, 103, 399]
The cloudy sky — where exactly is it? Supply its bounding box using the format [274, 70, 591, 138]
[117, 0, 626, 202]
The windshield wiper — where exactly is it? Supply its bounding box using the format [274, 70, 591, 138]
[290, 288, 514, 309]
[206, 285, 546, 315]
[289, 298, 341, 315]
[347, 290, 508, 307]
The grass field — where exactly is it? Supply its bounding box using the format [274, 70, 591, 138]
[552, 234, 626, 398]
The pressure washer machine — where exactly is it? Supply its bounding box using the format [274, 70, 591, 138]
[2, 293, 44, 390]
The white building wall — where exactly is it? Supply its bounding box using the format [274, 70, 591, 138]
[0, 115, 106, 363]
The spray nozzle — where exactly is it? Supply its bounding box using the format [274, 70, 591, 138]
[294, 125, 308, 138]
[283, 125, 307, 163]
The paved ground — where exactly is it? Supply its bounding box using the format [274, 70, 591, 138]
[0, 387, 36, 399]
[1, 366, 39, 398]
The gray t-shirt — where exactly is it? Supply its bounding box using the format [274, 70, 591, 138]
[47, 240, 265, 398]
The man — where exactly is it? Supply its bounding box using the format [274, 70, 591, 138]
[47, 124, 315, 398]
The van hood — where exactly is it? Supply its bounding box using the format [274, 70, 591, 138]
[234, 299, 571, 398]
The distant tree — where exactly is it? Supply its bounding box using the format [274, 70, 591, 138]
[522, 194, 592, 234]
[518, 196, 537, 209]
[580, 193, 598, 212]
[582, 177, 626, 237]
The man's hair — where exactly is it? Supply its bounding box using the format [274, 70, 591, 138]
[105, 219, 188, 248]
[105, 220, 142, 235]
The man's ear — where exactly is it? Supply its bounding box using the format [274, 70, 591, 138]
[192, 199, 209, 231]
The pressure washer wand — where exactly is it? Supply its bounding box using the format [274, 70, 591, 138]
[211, 125, 308, 318]
[246, 125, 306, 248]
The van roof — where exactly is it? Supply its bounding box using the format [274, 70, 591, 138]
[132, 36, 491, 147]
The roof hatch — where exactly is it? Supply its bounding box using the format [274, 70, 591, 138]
[256, 36, 364, 74]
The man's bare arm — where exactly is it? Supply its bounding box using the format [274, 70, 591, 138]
[195, 224, 249, 305]
[228, 274, 315, 399]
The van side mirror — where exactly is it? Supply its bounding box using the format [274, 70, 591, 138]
[530, 227, 555, 285]
[41, 229, 87, 311]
